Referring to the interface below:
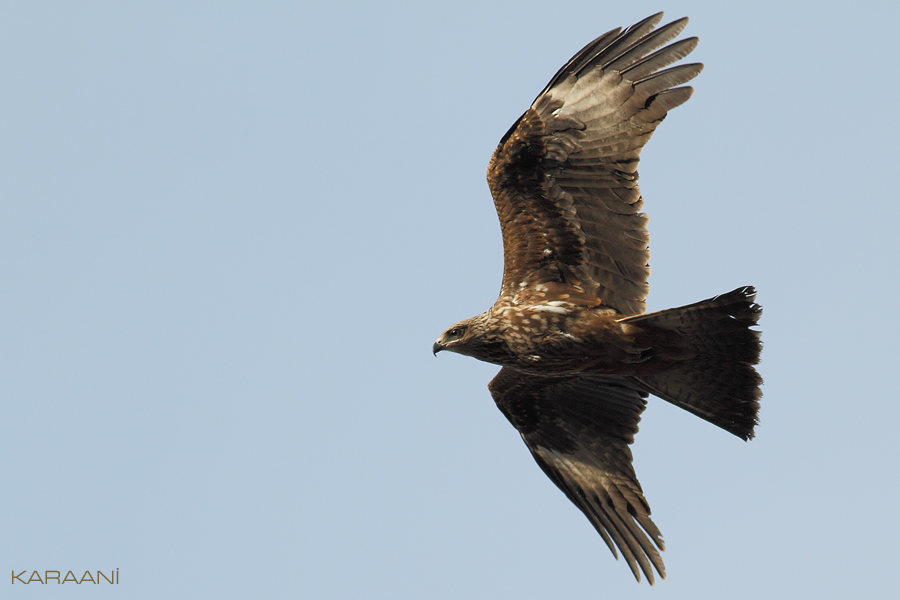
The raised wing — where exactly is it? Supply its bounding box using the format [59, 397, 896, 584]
[489, 367, 665, 584]
[487, 13, 702, 314]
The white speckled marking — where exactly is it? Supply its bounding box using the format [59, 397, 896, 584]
[529, 305, 568, 314]
[546, 300, 570, 308]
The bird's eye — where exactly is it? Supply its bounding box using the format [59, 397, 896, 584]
[448, 328, 463, 338]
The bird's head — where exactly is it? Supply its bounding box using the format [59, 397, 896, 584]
[433, 312, 492, 358]
[433, 319, 474, 357]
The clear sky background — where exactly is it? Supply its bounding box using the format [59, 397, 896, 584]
[2, 1, 898, 598]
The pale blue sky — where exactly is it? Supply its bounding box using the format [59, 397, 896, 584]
[2, 1, 899, 598]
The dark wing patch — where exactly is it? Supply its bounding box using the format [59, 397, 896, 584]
[488, 13, 701, 314]
[488, 367, 665, 584]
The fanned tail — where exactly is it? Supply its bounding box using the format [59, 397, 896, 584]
[623, 286, 762, 440]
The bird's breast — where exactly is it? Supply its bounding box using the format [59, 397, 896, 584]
[492, 305, 649, 375]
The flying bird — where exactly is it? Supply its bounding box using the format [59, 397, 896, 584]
[433, 13, 762, 584]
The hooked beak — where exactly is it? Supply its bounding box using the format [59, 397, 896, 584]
[432, 341, 444, 356]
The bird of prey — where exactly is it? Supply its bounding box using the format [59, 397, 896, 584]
[432, 13, 762, 584]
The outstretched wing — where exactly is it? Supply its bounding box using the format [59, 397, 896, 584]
[488, 12, 702, 315]
[488, 367, 665, 584]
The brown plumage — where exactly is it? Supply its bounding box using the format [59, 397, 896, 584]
[432, 13, 762, 584]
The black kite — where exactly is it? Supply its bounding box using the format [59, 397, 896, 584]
[433, 13, 762, 584]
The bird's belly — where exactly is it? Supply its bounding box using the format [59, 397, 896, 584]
[503, 328, 645, 376]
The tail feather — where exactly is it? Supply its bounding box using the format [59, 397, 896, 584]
[623, 286, 762, 440]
